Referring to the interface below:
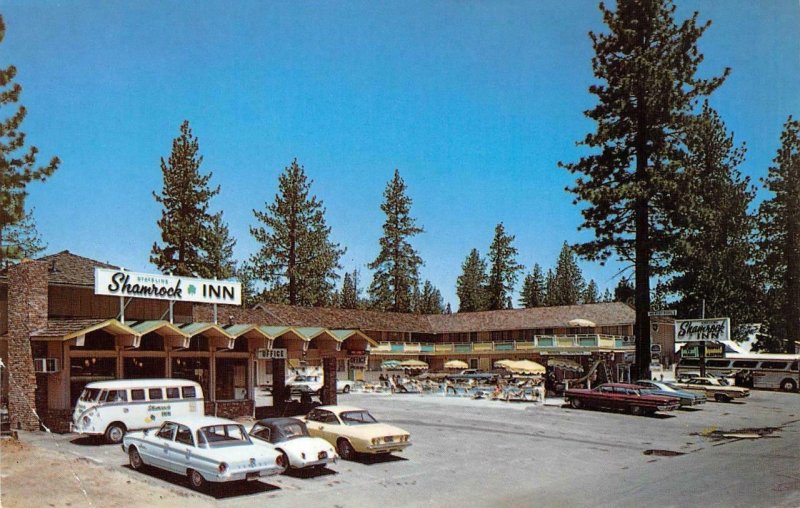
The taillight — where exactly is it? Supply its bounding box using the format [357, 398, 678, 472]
[218, 462, 228, 473]
[276, 454, 286, 467]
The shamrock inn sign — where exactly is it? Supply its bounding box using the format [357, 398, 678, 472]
[94, 267, 242, 306]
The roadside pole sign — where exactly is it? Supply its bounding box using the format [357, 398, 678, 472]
[648, 309, 677, 317]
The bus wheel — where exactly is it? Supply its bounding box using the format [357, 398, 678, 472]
[105, 422, 126, 444]
[780, 379, 798, 392]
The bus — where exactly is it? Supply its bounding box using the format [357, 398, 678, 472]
[675, 353, 800, 392]
[71, 378, 204, 443]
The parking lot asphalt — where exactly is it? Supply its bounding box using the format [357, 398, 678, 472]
[17, 389, 800, 507]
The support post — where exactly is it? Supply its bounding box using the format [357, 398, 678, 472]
[321, 356, 338, 406]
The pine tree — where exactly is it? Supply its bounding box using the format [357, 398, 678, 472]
[544, 269, 556, 306]
[601, 288, 614, 302]
[368, 169, 424, 312]
[519, 263, 546, 308]
[666, 103, 759, 333]
[486, 223, 524, 310]
[250, 159, 344, 306]
[583, 279, 600, 304]
[236, 262, 260, 308]
[203, 212, 237, 280]
[340, 270, 360, 309]
[151, 121, 220, 277]
[456, 248, 488, 312]
[757, 117, 800, 353]
[560, 0, 728, 377]
[417, 280, 445, 314]
[614, 278, 635, 304]
[0, 16, 60, 267]
[552, 242, 586, 305]
[445, 303, 452, 314]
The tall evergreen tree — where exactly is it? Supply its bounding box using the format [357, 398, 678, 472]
[552, 242, 586, 305]
[0, 15, 60, 267]
[519, 263, 546, 308]
[560, 0, 728, 377]
[456, 248, 488, 312]
[151, 121, 220, 277]
[417, 280, 445, 314]
[486, 223, 524, 310]
[203, 212, 237, 280]
[757, 117, 800, 353]
[666, 103, 758, 333]
[444, 303, 453, 314]
[368, 169, 424, 312]
[236, 262, 260, 308]
[614, 277, 635, 304]
[340, 270, 361, 309]
[601, 288, 614, 303]
[250, 159, 344, 306]
[583, 279, 600, 304]
[544, 269, 557, 306]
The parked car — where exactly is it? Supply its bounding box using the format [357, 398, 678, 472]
[287, 374, 324, 394]
[669, 377, 750, 402]
[302, 405, 411, 460]
[564, 383, 681, 416]
[122, 416, 286, 490]
[249, 417, 338, 471]
[634, 380, 707, 407]
[337, 380, 355, 394]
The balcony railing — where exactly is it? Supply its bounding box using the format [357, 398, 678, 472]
[371, 334, 630, 355]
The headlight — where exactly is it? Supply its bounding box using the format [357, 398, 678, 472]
[371, 437, 380, 445]
[82, 415, 92, 425]
[218, 462, 228, 473]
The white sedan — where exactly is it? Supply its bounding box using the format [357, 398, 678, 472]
[122, 416, 286, 490]
[250, 417, 338, 470]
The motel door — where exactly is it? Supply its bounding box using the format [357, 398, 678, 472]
[616, 364, 631, 383]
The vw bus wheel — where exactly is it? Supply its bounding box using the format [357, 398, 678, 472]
[129, 447, 143, 470]
[105, 423, 126, 444]
[188, 469, 207, 490]
[337, 439, 356, 461]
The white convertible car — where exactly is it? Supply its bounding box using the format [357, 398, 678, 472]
[249, 417, 338, 470]
[122, 416, 286, 490]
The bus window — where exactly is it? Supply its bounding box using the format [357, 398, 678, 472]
[166, 387, 181, 399]
[131, 389, 146, 401]
[760, 361, 788, 370]
[679, 359, 700, 367]
[791, 362, 798, 371]
[707, 360, 731, 368]
[105, 390, 127, 402]
[149, 388, 164, 400]
[732, 361, 759, 369]
[182, 386, 197, 399]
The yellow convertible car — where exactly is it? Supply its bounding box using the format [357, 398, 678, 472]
[303, 405, 411, 460]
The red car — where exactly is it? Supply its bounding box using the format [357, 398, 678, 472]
[565, 383, 681, 416]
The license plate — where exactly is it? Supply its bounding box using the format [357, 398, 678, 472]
[246, 472, 261, 481]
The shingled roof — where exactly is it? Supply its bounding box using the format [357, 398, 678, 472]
[0, 250, 117, 286]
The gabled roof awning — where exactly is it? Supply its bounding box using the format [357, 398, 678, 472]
[180, 322, 234, 350]
[291, 327, 328, 340]
[329, 329, 378, 348]
[131, 320, 190, 349]
[30, 318, 139, 348]
[224, 324, 273, 348]
[259, 326, 292, 339]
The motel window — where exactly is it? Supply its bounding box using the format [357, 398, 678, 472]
[149, 388, 164, 400]
[131, 389, 146, 401]
[216, 358, 248, 400]
[172, 358, 210, 397]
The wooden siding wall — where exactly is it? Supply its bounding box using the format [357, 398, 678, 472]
[48, 286, 193, 321]
[0, 284, 7, 335]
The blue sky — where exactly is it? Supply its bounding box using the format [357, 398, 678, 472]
[4, 1, 799, 308]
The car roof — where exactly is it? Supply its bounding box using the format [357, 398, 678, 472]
[314, 405, 366, 414]
[163, 415, 241, 430]
[255, 417, 304, 427]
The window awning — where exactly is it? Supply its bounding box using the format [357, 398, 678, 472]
[130, 320, 190, 349]
[30, 319, 140, 348]
[224, 324, 273, 348]
[179, 322, 234, 350]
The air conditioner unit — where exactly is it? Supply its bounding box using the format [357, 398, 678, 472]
[33, 358, 60, 373]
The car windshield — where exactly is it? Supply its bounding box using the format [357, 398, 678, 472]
[79, 388, 102, 402]
[279, 422, 309, 440]
[294, 376, 318, 382]
[340, 410, 378, 425]
[198, 424, 252, 448]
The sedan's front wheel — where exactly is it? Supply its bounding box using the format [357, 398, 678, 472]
[342, 384, 351, 394]
[714, 393, 731, 403]
[129, 447, 143, 470]
[569, 398, 581, 409]
[188, 469, 207, 490]
[337, 439, 356, 461]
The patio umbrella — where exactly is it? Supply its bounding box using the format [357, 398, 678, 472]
[506, 360, 546, 374]
[494, 359, 516, 369]
[568, 318, 596, 328]
[546, 358, 584, 372]
[444, 359, 469, 369]
[380, 360, 401, 370]
[399, 359, 429, 369]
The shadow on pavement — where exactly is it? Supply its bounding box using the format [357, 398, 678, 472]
[284, 466, 337, 479]
[122, 465, 281, 499]
[350, 453, 408, 466]
[70, 436, 104, 446]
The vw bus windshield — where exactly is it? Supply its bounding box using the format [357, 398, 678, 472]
[79, 388, 102, 402]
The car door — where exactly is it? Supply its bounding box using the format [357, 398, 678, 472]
[150, 422, 178, 471]
[173, 424, 197, 475]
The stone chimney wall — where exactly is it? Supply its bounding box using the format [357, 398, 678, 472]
[7, 259, 48, 431]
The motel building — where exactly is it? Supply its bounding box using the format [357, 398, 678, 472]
[0, 251, 670, 433]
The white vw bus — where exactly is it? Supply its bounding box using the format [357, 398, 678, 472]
[72, 378, 204, 444]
